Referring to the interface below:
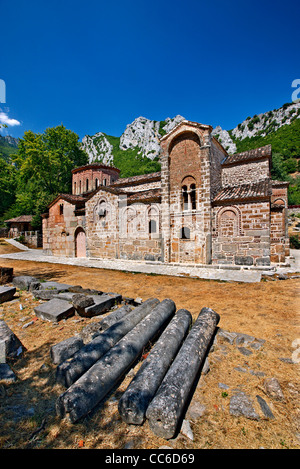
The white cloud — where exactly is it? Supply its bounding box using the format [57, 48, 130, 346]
[0, 111, 21, 127]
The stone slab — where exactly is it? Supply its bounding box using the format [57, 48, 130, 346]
[0, 286, 16, 304]
[50, 336, 84, 364]
[34, 298, 75, 322]
[12, 275, 39, 291]
[82, 293, 122, 317]
[38, 281, 73, 292]
[0, 363, 16, 382]
[53, 292, 79, 302]
[0, 320, 25, 359]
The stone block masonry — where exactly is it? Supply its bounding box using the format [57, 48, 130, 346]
[212, 202, 271, 266]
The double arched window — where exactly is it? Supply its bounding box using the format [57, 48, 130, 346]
[181, 177, 196, 211]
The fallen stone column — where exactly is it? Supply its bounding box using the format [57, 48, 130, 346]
[56, 298, 176, 423]
[56, 297, 160, 387]
[118, 308, 192, 425]
[146, 307, 220, 439]
[99, 304, 133, 331]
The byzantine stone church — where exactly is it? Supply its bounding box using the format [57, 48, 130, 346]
[42, 120, 289, 266]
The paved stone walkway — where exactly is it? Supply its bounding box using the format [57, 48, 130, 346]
[1, 241, 299, 283]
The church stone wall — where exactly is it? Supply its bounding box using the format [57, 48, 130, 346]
[222, 159, 269, 187]
[212, 201, 271, 266]
[42, 200, 85, 256]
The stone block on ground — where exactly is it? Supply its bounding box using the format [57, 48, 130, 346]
[0, 320, 25, 359]
[0, 363, 17, 382]
[72, 294, 95, 315]
[0, 286, 16, 304]
[0, 267, 13, 285]
[32, 282, 73, 300]
[12, 275, 39, 291]
[31, 289, 63, 300]
[53, 292, 79, 302]
[38, 281, 73, 291]
[81, 293, 122, 317]
[34, 298, 75, 322]
[229, 391, 260, 420]
[50, 336, 84, 365]
[68, 285, 103, 295]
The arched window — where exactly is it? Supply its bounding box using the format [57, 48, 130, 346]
[190, 184, 196, 210]
[86, 179, 89, 192]
[149, 219, 157, 234]
[103, 178, 107, 186]
[79, 180, 82, 193]
[181, 176, 197, 211]
[180, 227, 190, 239]
[219, 209, 239, 237]
[95, 178, 99, 189]
[182, 185, 188, 211]
[74, 182, 76, 194]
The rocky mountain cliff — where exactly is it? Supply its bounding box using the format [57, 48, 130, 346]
[81, 115, 185, 164]
[81, 102, 300, 168]
[212, 101, 300, 154]
[0, 135, 19, 161]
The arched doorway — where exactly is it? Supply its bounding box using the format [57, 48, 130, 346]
[75, 227, 86, 258]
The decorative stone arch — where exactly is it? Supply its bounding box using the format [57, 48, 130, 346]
[216, 206, 242, 237]
[74, 226, 86, 258]
[146, 204, 160, 236]
[121, 206, 137, 236]
[166, 127, 204, 155]
[93, 197, 112, 223]
[273, 198, 286, 207]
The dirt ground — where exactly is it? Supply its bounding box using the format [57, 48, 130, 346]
[0, 239, 299, 450]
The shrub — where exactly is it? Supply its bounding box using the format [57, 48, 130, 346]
[290, 235, 300, 249]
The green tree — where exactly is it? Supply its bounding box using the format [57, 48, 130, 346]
[0, 158, 17, 218]
[271, 153, 289, 181]
[288, 176, 300, 205]
[284, 157, 298, 173]
[11, 125, 88, 227]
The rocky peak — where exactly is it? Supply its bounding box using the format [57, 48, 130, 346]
[212, 101, 300, 154]
[81, 132, 114, 165]
[82, 115, 185, 163]
[120, 115, 185, 160]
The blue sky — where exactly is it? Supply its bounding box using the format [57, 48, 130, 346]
[0, 0, 299, 140]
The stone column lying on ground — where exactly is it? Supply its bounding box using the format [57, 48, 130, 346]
[145, 307, 220, 439]
[118, 308, 192, 425]
[56, 298, 176, 423]
[98, 304, 133, 331]
[50, 336, 84, 365]
[56, 297, 160, 387]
